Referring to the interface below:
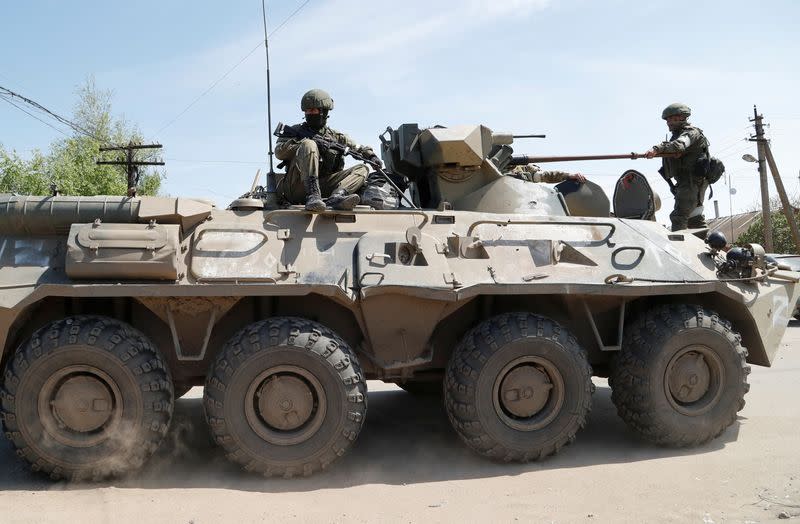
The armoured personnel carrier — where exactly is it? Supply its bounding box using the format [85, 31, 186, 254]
[0, 123, 796, 480]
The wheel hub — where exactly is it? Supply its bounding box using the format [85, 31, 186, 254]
[257, 375, 314, 431]
[50, 375, 114, 433]
[668, 351, 711, 404]
[492, 355, 566, 432]
[499, 365, 553, 418]
[39, 365, 123, 447]
[245, 365, 327, 446]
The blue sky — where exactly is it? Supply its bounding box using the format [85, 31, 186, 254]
[2, 0, 799, 224]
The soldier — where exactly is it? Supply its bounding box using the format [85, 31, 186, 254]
[644, 103, 710, 230]
[275, 89, 381, 211]
[510, 164, 586, 184]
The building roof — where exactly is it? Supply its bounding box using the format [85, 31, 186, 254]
[707, 211, 760, 242]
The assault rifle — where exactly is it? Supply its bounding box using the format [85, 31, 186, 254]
[274, 122, 418, 209]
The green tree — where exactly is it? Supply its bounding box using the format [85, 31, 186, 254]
[0, 146, 49, 194]
[0, 78, 163, 196]
[737, 196, 800, 254]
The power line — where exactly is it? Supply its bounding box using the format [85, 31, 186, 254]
[156, 41, 261, 134]
[1, 96, 71, 137]
[165, 157, 264, 165]
[0, 85, 105, 142]
[269, 0, 312, 36]
[156, 0, 313, 135]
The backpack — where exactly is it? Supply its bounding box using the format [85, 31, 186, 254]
[694, 142, 725, 185]
[706, 156, 725, 184]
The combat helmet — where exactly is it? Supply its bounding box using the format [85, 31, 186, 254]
[301, 89, 334, 111]
[661, 103, 691, 120]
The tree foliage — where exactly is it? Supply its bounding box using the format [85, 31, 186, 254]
[0, 78, 162, 196]
[737, 196, 800, 254]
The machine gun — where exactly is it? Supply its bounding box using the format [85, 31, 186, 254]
[274, 122, 418, 209]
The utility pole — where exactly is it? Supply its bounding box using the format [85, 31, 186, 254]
[763, 141, 800, 252]
[97, 142, 164, 197]
[749, 106, 772, 251]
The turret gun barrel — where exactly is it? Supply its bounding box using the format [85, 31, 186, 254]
[509, 152, 679, 165]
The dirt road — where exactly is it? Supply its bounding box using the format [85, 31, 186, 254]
[1, 324, 798, 523]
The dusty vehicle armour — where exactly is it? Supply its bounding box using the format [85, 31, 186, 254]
[0, 123, 797, 480]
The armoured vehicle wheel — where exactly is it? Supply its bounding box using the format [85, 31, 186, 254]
[609, 304, 750, 447]
[0, 316, 173, 481]
[444, 313, 593, 461]
[204, 317, 366, 477]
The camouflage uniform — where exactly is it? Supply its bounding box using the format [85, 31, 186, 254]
[511, 164, 574, 183]
[275, 122, 372, 205]
[652, 123, 710, 230]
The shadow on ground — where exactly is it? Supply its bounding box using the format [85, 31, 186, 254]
[0, 381, 742, 493]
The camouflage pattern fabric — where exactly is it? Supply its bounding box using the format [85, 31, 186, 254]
[510, 164, 573, 183]
[275, 122, 372, 204]
[652, 123, 710, 230]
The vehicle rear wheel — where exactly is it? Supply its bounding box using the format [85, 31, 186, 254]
[609, 304, 750, 446]
[204, 317, 367, 477]
[0, 316, 173, 480]
[444, 313, 593, 461]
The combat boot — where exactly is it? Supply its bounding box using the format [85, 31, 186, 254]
[304, 176, 326, 212]
[326, 189, 360, 211]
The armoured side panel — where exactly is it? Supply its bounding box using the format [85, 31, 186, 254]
[66, 223, 181, 280]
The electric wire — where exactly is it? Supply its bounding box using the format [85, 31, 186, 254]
[1, 96, 71, 137]
[165, 157, 264, 165]
[0, 85, 105, 142]
[157, 0, 312, 135]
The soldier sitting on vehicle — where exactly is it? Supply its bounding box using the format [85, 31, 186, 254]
[275, 89, 382, 211]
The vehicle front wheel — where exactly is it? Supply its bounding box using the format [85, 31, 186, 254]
[444, 313, 593, 462]
[204, 317, 367, 477]
[0, 316, 173, 480]
[609, 304, 750, 447]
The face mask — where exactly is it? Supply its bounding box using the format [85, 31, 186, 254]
[305, 111, 328, 130]
[667, 120, 687, 133]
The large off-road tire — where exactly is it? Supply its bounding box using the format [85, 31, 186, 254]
[609, 304, 750, 447]
[444, 313, 593, 462]
[0, 316, 173, 481]
[204, 317, 367, 477]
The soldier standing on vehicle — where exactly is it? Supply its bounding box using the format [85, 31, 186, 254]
[510, 164, 587, 184]
[644, 103, 711, 230]
[275, 89, 381, 211]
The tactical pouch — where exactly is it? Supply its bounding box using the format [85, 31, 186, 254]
[320, 147, 344, 174]
[696, 145, 725, 184]
[706, 157, 725, 184]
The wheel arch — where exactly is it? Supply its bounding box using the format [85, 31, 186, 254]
[423, 290, 770, 376]
[1, 292, 366, 384]
[622, 293, 768, 367]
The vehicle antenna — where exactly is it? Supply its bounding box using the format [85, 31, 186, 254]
[261, 0, 276, 191]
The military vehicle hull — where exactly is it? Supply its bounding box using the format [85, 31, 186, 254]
[0, 125, 796, 479]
